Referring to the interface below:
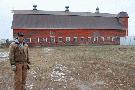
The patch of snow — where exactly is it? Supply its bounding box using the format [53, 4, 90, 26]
[29, 69, 38, 79]
[26, 83, 34, 90]
[44, 48, 53, 55]
[51, 71, 65, 81]
[107, 68, 113, 73]
[76, 80, 93, 90]
[51, 64, 73, 82]
[0, 52, 9, 61]
[70, 77, 74, 81]
[0, 52, 8, 58]
[92, 81, 106, 86]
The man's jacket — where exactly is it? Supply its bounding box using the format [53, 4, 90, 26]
[9, 39, 30, 65]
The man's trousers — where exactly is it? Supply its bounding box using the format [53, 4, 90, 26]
[14, 63, 28, 90]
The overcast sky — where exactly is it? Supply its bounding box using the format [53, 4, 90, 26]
[0, 0, 135, 40]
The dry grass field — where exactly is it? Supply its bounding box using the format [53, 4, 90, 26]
[0, 45, 135, 90]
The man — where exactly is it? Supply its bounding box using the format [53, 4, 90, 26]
[9, 32, 30, 90]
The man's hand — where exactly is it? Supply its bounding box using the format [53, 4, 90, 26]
[27, 64, 30, 70]
[11, 65, 16, 71]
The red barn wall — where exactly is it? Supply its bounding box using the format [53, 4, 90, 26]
[13, 29, 126, 46]
[119, 17, 128, 36]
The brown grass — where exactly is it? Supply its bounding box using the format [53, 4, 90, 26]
[0, 45, 135, 90]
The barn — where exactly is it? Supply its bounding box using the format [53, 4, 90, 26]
[11, 5, 129, 46]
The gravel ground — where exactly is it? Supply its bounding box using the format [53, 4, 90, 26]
[0, 45, 135, 90]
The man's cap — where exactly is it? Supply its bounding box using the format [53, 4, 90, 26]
[17, 32, 24, 36]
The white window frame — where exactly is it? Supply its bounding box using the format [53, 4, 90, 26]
[58, 37, 63, 42]
[111, 37, 115, 41]
[107, 37, 110, 40]
[73, 37, 78, 42]
[101, 37, 104, 41]
[94, 37, 98, 41]
[38, 37, 40, 43]
[66, 37, 70, 42]
[88, 37, 91, 42]
[80, 37, 85, 42]
[50, 36, 55, 43]
[43, 38, 48, 42]
[30, 38, 31, 42]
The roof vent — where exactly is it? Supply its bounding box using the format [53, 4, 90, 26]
[33, 5, 37, 10]
[95, 7, 99, 14]
[65, 6, 69, 12]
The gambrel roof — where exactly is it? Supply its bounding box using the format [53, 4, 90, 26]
[12, 10, 128, 30]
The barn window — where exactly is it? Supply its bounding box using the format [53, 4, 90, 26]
[80, 37, 85, 42]
[25, 38, 30, 43]
[94, 37, 98, 41]
[39, 38, 44, 43]
[116, 36, 120, 41]
[43, 38, 48, 42]
[73, 37, 78, 42]
[66, 37, 70, 42]
[107, 37, 110, 41]
[50, 37, 55, 43]
[111, 37, 114, 41]
[101, 37, 104, 41]
[58, 37, 63, 42]
[87, 37, 91, 42]
[31, 38, 38, 43]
